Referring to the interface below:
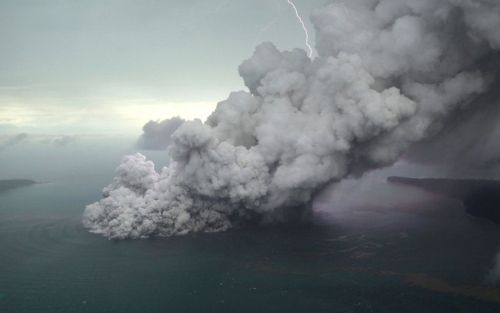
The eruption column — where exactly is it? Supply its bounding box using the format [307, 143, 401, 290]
[83, 0, 500, 240]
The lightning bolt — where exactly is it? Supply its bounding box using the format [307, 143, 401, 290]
[286, 0, 313, 58]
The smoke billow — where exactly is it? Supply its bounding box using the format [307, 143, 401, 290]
[137, 117, 185, 150]
[84, 0, 500, 239]
[405, 78, 500, 171]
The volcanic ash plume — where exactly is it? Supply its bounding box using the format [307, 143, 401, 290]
[84, 0, 500, 239]
[137, 117, 185, 150]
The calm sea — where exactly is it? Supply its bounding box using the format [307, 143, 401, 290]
[1, 156, 500, 312]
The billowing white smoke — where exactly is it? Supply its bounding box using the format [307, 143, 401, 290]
[84, 0, 500, 239]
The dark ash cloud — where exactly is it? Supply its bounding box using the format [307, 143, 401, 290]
[405, 76, 500, 171]
[137, 117, 185, 150]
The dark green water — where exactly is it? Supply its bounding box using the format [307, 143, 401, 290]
[2, 176, 500, 313]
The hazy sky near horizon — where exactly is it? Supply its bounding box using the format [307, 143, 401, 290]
[0, 0, 327, 135]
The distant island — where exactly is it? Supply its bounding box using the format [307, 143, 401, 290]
[0, 179, 37, 193]
[388, 177, 500, 223]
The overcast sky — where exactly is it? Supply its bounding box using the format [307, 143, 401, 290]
[0, 0, 327, 135]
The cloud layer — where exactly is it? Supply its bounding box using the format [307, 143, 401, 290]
[84, 0, 500, 239]
[0, 133, 28, 152]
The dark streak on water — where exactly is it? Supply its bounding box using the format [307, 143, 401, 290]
[1, 179, 500, 312]
[0, 179, 36, 193]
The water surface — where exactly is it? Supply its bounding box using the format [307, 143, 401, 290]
[1, 171, 500, 312]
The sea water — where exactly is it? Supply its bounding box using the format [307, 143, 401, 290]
[1, 140, 500, 313]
